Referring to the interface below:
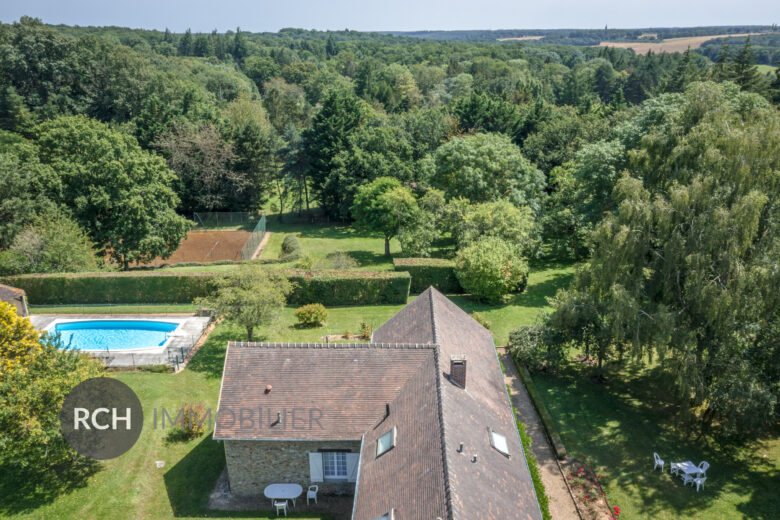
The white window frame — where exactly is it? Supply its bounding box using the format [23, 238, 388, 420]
[376, 426, 397, 458]
[322, 451, 348, 479]
[489, 427, 510, 458]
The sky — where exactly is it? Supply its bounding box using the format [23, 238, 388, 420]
[0, 0, 776, 33]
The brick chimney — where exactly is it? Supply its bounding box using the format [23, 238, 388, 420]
[450, 355, 467, 389]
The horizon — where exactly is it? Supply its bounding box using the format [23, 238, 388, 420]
[0, 0, 777, 34]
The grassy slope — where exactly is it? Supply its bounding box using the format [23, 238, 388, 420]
[531, 361, 780, 520]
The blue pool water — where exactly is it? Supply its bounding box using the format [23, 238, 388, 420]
[53, 320, 179, 350]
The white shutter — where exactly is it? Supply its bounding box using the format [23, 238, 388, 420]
[309, 452, 323, 482]
[346, 453, 360, 482]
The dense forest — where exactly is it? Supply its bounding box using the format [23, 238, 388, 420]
[0, 16, 778, 437]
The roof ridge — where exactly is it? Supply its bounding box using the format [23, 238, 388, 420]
[226, 341, 439, 349]
[431, 345, 454, 520]
[428, 287, 440, 344]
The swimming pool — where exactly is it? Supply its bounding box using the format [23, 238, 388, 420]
[51, 320, 180, 351]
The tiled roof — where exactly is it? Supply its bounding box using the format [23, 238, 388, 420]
[214, 343, 435, 441]
[352, 346, 448, 520]
[0, 284, 25, 300]
[366, 289, 541, 520]
[216, 289, 542, 520]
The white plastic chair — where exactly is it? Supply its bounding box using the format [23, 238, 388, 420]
[693, 476, 706, 492]
[274, 500, 288, 517]
[307, 485, 318, 505]
[653, 452, 664, 472]
[681, 472, 695, 486]
[670, 462, 681, 475]
[698, 461, 709, 477]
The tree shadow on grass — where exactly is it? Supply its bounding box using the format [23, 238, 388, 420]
[164, 434, 229, 517]
[0, 457, 100, 515]
[532, 364, 780, 519]
[349, 250, 392, 268]
[164, 435, 326, 518]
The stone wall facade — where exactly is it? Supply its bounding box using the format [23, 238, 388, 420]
[224, 439, 361, 497]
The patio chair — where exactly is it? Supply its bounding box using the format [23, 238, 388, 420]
[681, 472, 695, 486]
[307, 485, 318, 505]
[653, 452, 664, 472]
[670, 462, 681, 476]
[274, 499, 288, 517]
[698, 461, 709, 477]
[693, 476, 706, 492]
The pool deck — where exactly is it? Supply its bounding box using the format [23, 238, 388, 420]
[30, 315, 211, 368]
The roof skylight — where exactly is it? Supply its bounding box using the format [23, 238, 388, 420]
[376, 426, 397, 457]
[489, 428, 510, 457]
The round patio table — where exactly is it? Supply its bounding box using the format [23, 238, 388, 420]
[264, 483, 303, 507]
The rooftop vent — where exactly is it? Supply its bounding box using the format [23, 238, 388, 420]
[450, 354, 467, 389]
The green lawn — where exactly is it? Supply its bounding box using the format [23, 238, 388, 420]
[4, 262, 572, 519]
[530, 360, 780, 519]
[757, 64, 778, 75]
[1, 326, 330, 520]
[260, 220, 400, 270]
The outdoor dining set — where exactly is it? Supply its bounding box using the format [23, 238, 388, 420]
[653, 452, 709, 491]
[263, 483, 319, 516]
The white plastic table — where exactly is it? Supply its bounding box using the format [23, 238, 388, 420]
[264, 483, 303, 507]
[677, 461, 702, 477]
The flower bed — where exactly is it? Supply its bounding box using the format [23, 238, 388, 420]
[563, 457, 621, 520]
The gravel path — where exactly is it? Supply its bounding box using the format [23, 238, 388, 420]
[499, 351, 580, 520]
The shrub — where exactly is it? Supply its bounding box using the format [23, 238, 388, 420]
[470, 311, 491, 330]
[280, 233, 302, 261]
[323, 252, 358, 269]
[166, 403, 208, 442]
[509, 324, 567, 374]
[454, 236, 528, 302]
[393, 257, 462, 294]
[294, 254, 314, 270]
[359, 322, 372, 340]
[459, 199, 538, 255]
[0, 212, 99, 275]
[181, 403, 208, 437]
[294, 303, 328, 327]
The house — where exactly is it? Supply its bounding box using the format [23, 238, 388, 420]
[0, 283, 29, 317]
[214, 287, 543, 519]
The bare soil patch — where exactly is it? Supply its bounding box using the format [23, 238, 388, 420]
[596, 32, 765, 54]
[136, 230, 250, 267]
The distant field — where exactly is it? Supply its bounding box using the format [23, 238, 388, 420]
[757, 64, 778, 74]
[498, 35, 544, 41]
[596, 32, 766, 54]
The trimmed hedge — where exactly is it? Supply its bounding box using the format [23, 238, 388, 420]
[3, 272, 216, 304]
[393, 257, 462, 294]
[284, 270, 410, 306]
[512, 357, 568, 460]
[3, 269, 411, 306]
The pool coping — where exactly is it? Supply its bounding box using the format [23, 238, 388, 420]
[30, 314, 212, 368]
[42, 317, 189, 354]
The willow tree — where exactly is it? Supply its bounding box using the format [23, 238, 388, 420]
[549, 82, 780, 437]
